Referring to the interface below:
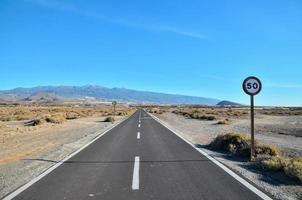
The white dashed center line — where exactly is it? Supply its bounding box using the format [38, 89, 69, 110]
[137, 132, 140, 139]
[132, 156, 140, 190]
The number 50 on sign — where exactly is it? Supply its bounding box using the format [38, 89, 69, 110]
[243, 76, 262, 96]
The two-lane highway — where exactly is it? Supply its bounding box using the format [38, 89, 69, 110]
[4, 109, 272, 200]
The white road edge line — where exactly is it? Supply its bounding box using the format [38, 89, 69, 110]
[3, 113, 134, 200]
[148, 112, 273, 200]
[137, 132, 140, 139]
[132, 156, 140, 190]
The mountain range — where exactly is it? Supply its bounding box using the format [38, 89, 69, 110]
[0, 85, 223, 105]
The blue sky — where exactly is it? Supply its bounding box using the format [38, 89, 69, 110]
[1, 0, 302, 106]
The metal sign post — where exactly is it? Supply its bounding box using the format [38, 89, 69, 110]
[242, 76, 262, 161]
[112, 101, 117, 119]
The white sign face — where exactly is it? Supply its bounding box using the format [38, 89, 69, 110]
[243, 77, 262, 96]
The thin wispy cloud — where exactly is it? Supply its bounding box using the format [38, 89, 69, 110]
[26, 0, 208, 40]
[159, 26, 207, 40]
[25, 0, 114, 22]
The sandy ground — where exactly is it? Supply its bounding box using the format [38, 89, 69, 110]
[156, 112, 302, 200]
[158, 112, 302, 157]
[0, 116, 124, 199]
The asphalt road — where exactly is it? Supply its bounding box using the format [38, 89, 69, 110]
[5, 109, 270, 200]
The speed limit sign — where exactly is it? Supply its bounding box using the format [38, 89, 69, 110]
[242, 76, 262, 96]
[242, 76, 262, 161]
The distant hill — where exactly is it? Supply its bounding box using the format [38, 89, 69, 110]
[0, 85, 220, 105]
[22, 93, 60, 104]
[217, 100, 241, 106]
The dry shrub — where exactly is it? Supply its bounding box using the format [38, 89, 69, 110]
[0, 105, 132, 122]
[104, 116, 115, 122]
[1, 116, 13, 121]
[210, 132, 301, 182]
[255, 144, 279, 157]
[45, 115, 66, 124]
[260, 108, 302, 116]
[210, 133, 250, 156]
[118, 111, 128, 116]
[260, 156, 288, 171]
[65, 112, 80, 120]
[210, 133, 280, 157]
[171, 107, 248, 120]
[259, 156, 302, 182]
[284, 157, 302, 182]
[147, 108, 166, 114]
[172, 110, 180, 115]
[216, 119, 229, 125]
[191, 114, 216, 121]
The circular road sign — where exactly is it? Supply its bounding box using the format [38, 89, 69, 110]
[242, 76, 262, 96]
[112, 101, 117, 105]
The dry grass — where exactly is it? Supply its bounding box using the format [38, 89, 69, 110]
[117, 111, 131, 116]
[216, 119, 229, 125]
[260, 156, 288, 171]
[284, 157, 302, 182]
[146, 108, 167, 114]
[260, 156, 302, 182]
[65, 112, 80, 120]
[210, 132, 280, 157]
[210, 133, 250, 156]
[259, 107, 302, 116]
[169, 106, 302, 119]
[172, 110, 217, 121]
[210, 132, 301, 182]
[172, 107, 249, 120]
[255, 144, 279, 157]
[103, 116, 115, 122]
[45, 115, 66, 124]
[0, 104, 133, 124]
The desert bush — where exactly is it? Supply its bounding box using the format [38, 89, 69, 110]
[260, 108, 302, 116]
[118, 111, 128, 116]
[284, 157, 302, 182]
[255, 144, 279, 157]
[260, 156, 288, 171]
[1, 116, 13, 121]
[45, 115, 66, 124]
[216, 119, 229, 125]
[146, 108, 163, 114]
[210, 133, 250, 155]
[210, 133, 280, 157]
[172, 110, 180, 115]
[104, 116, 115, 122]
[0, 105, 132, 122]
[193, 115, 216, 121]
[65, 112, 80, 120]
[157, 110, 164, 114]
